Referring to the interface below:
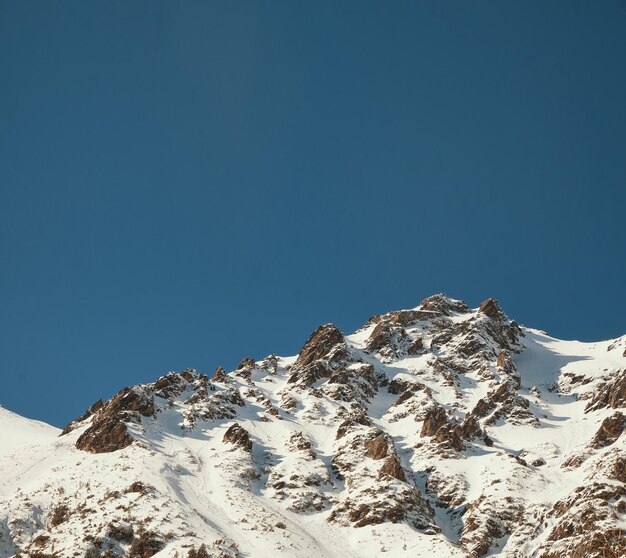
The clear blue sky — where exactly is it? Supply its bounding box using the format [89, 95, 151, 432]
[1, 2, 624, 427]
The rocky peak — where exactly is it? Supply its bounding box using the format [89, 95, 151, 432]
[477, 297, 505, 320]
[292, 323, 345, 370]
[419, 293, 471, 316]
[212, 366, 228, 382]
[69, 386, 155, 453]
[287, 323, 351, 388]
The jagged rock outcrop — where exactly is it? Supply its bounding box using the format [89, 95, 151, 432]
[538, 482, 626, 558]
[223, 423, 252, 452]
[585, 370, 626, 412]
[287, 323, 351, 387]
[64, 370, 245, 452]
[292, 324, 345, 370]
[590, 411, 625, 448]
[72, 387, 155, 453]
[329, 422, 433, 530]
[212, 366, 228, 382]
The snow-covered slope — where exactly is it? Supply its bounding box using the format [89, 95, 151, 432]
[0, 406, 58, 458]
[1, 294, 624, 558]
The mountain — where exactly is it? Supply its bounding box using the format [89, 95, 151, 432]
[1, 294, 625, 558]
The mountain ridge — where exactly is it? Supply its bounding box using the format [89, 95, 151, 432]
[1, 294, 625, 558]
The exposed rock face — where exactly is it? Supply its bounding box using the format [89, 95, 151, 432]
[128, 531, 164, 558]
[590, 411, 625, 448]
[287, 324, 350, 387]
[478, 297, 509, 321]
[223, 423, 252, 452]
[461, 493, 525, 558]
[233, 357, 256, 380]
[73, 387, 155, 453]
[585, 370, 626, 412]
[611, 455, 626, 483]
[212, 366, 228, 382]
[66, 370, 245, 453]
[364, 433, 388, 460]
[330, 421, 433, 531]
[538, 482, 626, 558]
[292, 324, 345, 370]
[420, 405, 449, 437]
[419, 293, 470, 316]
[323, 363, 378, 404]
[378, 454, 406, 482]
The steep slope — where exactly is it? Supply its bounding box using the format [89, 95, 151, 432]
[0, 294, 624, 558]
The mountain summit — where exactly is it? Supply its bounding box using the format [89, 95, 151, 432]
[1, 294, 625, 558]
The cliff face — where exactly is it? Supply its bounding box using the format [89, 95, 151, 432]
[1, 294, 625, 558]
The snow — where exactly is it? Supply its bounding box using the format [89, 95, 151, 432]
[0, 406, 59, 457]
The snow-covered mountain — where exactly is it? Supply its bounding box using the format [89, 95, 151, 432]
[1, 294, 625, 558]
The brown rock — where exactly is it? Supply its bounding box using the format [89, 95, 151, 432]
[187, 544, 210, 558]
[288, 360, 333, 386]
[388, 377, 425, 395]
[478, 298, 505, 320]
[234, 357, 256, 378]
[289, 431, 316, 458]
[107, 522, 134, 543]
[540, 482, 626, 557]
[391, 389, 417, 408]
[237, 357, 255, 370]
[128, 531, 163, 558]
[223, 423, 253, 452]
[364, 434, 388, 460]
[457, 336, 485, 358]
[365, 322, 393, 353]
[541, 529, 626, 558]
[336, 411, 372, 440]
[610, 456, 626, 483]
[153, 372, 188, 399]
[49, 505, 70, 527]
[561, 454, 586, 469]
[180, 368, 196, 382]
[590, 411, 625, 449]
[75, 417, 134, 453]
[124, 481, 153, 495]
[74, 388, 155, 453]
[61, 399, 104, 435]
[585, 371, 626, 412]
[496, 350, 508, 368]
[212, 366, 228, 382]
[293, 324, 345, 370]
[384, 310, 424, 327]
[434, 423, 464, 451]
[460, 415, 482, 441]
[420, 293, 470, 316]
[378, 455, 406, 482]
[469, 396, 496, 420]
[407, 338, 424, 355]
[95, 387, 156, 418]
[420, 406, 449, 437]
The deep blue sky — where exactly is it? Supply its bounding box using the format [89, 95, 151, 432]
[1, 2, 625, 427]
